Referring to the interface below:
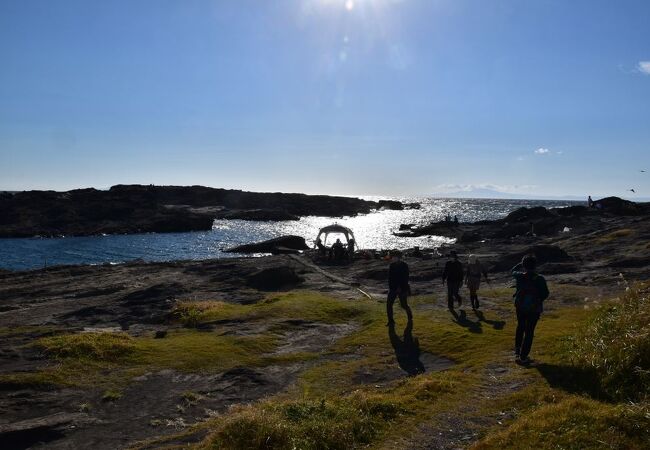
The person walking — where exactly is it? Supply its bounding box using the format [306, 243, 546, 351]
[466, 254, 489, 309]
[442, 250, 464, 309]
[387, 251, 412, 326]
[512, 255, 549, 364]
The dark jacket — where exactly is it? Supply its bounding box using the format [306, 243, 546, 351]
[511, 264, 549, 313]
[389, 260, 410, 291]
[443, 259, 464, 283]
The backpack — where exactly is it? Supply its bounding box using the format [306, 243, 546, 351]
[515, 273, 541, 313]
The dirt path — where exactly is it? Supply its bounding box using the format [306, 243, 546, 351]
[399, 353, 532, 450]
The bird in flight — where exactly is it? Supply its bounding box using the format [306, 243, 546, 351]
[629, 189, 636, 193]
[641, 170, 646, 173]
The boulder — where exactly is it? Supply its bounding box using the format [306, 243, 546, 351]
[503, 206, 555, 223]
[593, 197, 643, 215]
[410, 222, 459, 238]
[246, 266, 304, 290]
[378, 200, 404, 210]
[225, 235, 309, 254]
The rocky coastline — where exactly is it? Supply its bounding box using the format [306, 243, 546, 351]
[0, 185, 398, 238]
[1, 197, 649, 448]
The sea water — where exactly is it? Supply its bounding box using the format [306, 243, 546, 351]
[0, 198, 579, 271]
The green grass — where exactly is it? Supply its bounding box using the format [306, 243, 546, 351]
[102, 389, 123, 402]
[568, 280, 650, 401]
[10, 291, 373, 389]
[173, 291, 372, 327]
[6, 285, 649, 450]
[38, 332, 137, 361]
[473, 397, 650, 450]
[0, 371, 66, 390]
[197, 393, 406, 450]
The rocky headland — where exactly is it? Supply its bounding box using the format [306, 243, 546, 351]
[0, 185, 399, 238]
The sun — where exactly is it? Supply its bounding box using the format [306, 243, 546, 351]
[345, 0, 354, 10]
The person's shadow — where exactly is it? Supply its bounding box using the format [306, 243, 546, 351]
[474, 310, 506, 330]
[388, 319, 425, 376]
[449, 309, 482, 333]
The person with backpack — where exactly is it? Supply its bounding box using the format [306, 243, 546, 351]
[387, 250, 412, 326]
[442, 250, 464, 309]
[512, 255, 549, 364]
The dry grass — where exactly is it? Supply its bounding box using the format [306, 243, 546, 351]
[473, 397, 650, 450]
[568, 279, 650, 401]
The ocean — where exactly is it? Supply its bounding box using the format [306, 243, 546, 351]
[0, 197, 579, 271]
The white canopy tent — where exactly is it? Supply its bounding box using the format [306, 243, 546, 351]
[315, 224, 356, 250]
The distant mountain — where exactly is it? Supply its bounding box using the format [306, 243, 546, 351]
[432, 188, 650, 202]
[432, 188, 590, 201]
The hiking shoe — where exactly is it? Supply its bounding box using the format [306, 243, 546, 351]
[516, 356, 531, 366]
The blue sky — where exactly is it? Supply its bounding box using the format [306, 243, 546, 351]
[1, 0, 649, 198]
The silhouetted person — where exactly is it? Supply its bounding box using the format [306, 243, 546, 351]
[347, 238, 355, 259]
[387, 251, 412, 326]
[466, 254, 488, 309]
[443, 250, 464, 309]
[453, 215, 459, 224]
[315, 237, 326, 256]
[512, 255, 549, 364]
[388, 319, 425, 375]
[587, 195, 594, 208]
[332, 238, 345, 260]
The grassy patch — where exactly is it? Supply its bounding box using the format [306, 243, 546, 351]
[37, 332, 137, 361]
[102, 389, 123, 402]
[136, 329, 280, 372]
[173, 291, 371, 327]
[198, 392, 405, 450]
[596, 228, 635, 243]
[21, 291, 374, 388]
[568, 281, 650, 401]
[474, 397, 650, 450]
[11, 284, 648, 450]
[0, 371, 66, 390]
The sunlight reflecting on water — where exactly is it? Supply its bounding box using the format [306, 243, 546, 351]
[0, 198, 578, 270]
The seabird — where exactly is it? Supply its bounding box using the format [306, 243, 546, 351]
[629, 189, 636, 193]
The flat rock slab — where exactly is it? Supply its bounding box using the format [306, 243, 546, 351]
[272, 321, 359, 355]
[0, 412, 97, 449]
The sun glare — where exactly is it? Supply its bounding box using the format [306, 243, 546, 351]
[345, 0, 354, 10]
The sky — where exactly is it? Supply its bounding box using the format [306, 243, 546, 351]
[1, 0, 649, 199]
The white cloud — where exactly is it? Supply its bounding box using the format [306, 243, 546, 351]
[434, 183, 537, 193]
[638, 61, 650, 75]
[534, 148, 550, 155]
